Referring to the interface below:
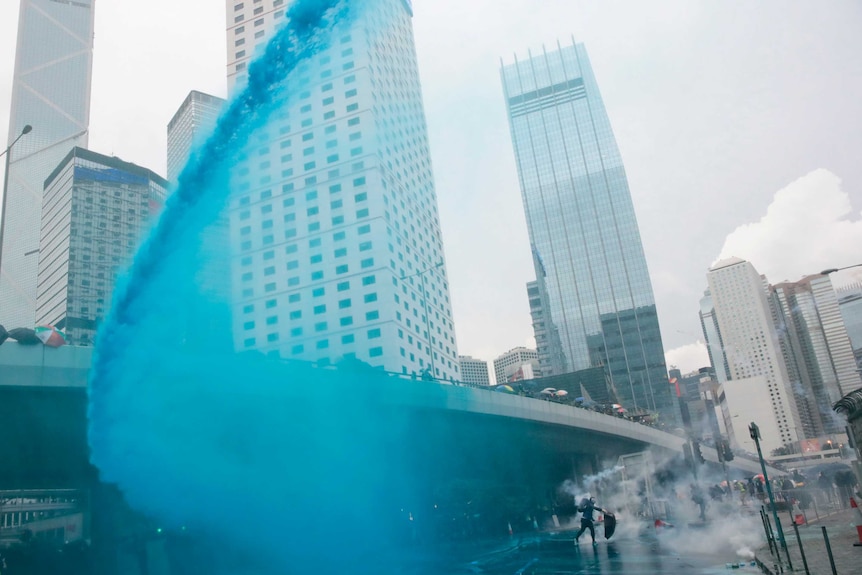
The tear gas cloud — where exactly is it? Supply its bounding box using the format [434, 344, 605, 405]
[557, 449, 764, 560]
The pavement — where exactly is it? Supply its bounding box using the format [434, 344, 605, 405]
[756, 507, 862, 574]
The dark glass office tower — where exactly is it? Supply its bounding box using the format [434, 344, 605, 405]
[501, 41, 677, 424]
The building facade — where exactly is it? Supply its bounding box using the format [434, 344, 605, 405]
[224, 0, 460, 379]
[0, 0, 96, 329]
[706, 258, 802, 452]
[771, 275, 861, 434]
[501, 42, 675, 423]
[838, 285, 862, 368]
[493, 347, 540, 385]
[458, 356, 490, 386]
[35, 148, 167, 345]
[167, 91, 226, 183]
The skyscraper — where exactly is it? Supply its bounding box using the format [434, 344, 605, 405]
[224, 0, 460, 379]
[35, 148, 167, 345]
[0, 0, 96, 328]
[771, 275, 860, 433]
[706, 258, 802, 452]
[501, 41, 675, 422]
[167, 91, 226, 183]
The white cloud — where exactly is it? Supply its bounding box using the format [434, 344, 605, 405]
[665, 340, 710, 374]
[717, 169, 862, 288]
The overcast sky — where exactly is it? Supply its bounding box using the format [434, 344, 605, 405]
[2, 0, 861, 375]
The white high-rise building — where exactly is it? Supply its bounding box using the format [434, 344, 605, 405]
[458, 356, 490, 386]
[706, 258, 801, 453]
[0, 0, 95, 328]
[223, 0, 459, 379]
[167, 91, 226, 183]
[493, 347, 540, 385]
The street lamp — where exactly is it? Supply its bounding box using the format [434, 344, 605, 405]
[821, 264, 862, 276]
[0, 124, 34, 274]
[749, 422, 791, 566]
[400, 260, 444, 380]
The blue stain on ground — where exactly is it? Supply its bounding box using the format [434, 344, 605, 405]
[87, 1, 448, 572]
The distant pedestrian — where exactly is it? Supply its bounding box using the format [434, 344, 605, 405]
[690, 484, 707, 521]
[818, 472, 834, 505]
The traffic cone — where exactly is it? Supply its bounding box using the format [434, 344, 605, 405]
[791, 500, 805, 525]
[850, 496, 862, 547]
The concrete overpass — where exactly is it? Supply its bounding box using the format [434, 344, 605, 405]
[0, 342, 780, 485]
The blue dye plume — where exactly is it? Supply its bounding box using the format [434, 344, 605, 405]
[86, 1, 454, 572]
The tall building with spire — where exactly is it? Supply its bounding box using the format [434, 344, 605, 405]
[0, 0, 96, 329]
[501, 41, 676, 423]
[223, 0, 459, 379]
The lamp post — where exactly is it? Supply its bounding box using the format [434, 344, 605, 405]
[0, 124, 34, 275]
[821, 264, 862, 276]
[749, 422, 791, 565]
[401, 260, 443, 380]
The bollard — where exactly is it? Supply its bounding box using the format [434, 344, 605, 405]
[821, 526, 838, 575]
[792, 522, 810, 575]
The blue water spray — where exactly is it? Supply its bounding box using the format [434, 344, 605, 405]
[86, 1, 450, 572]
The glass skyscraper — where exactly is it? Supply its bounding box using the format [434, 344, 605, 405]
[223, 0, 460, 380]
[501, 42, 676, 423]
[167, 91, 226, 183]
[0, 0, 95, 329]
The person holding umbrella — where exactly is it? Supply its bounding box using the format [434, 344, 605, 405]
[574, 496, 606, 546]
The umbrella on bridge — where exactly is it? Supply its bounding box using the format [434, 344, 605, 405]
[540, 388, 557, 395]
[495, 385, 516, 394]
[35, 325, 68, 348]
[555, 390, 569, 397]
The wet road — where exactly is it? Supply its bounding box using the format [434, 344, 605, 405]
[441, 531, 762, 575]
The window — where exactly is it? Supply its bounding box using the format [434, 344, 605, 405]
[366, 311, 379, 321]
[361, 258, 374, 269]
[312, 287, 325, 298]
[342, 334, 355, 344]
[311, 270, 324, 281]
[292, 344, 304, 355]
[266, 316, 278, 326]
[340, 317, 353, 327]
[362, 275, 376, 286]
[289, 310, 302, 320]
[353, 177, 366, 187]
[317, 340, 330, 350]
[334, 248, 347, 258]
[337, 282, 350, 292]
[359, 242, 372, 252]
[364, 293, 378, 303]
[369, 347, 383, 357]
[266, 299, 278, 309]
[368, 329, 381, 339]
[315, 322, 328, 333]
[288, 293, 300, 303]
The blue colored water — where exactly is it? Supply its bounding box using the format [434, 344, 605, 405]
[86, 1, 448, 572]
